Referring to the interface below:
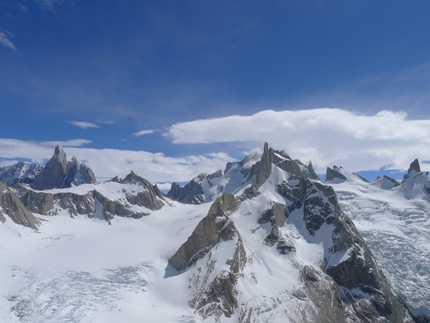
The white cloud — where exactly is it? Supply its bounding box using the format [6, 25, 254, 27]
[0, 139, 234, 182]
[155, 182, 174, 191]
[0, 31, 17, 51]
[133, 129, 154, 137]
[165, 108, 430, 174]
[70, 121, 100, 129]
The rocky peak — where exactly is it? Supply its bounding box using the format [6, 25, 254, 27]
[0, 182, 40, 230]
[326, 166, 347, 182]
[32, 146, 96, 190]
[166, 170, 223, 205]
[408, 158, 421, 173]
[118, 171, 165, 211]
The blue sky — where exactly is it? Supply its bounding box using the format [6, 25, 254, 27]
[2, 0, 430, 184]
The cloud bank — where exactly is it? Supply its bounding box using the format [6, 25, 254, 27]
[165, 108, 430, 174]
[0, 139, 233, 183]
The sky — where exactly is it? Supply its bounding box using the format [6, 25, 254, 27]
[2, 0, 430, 185]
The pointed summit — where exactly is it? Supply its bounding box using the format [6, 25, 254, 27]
[33, 145, 68, 190]
[408, 158, 421, 173]
[32, 146, 96, 190]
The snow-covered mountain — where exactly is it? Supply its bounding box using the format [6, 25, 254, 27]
[0, 146, 96, 190]
[327, 161, 430, 322]
[0, 143, 426, 322]
[0, 162, 43, 186]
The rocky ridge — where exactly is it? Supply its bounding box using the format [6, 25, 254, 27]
[32, 145, 96, 190]
[0, 182, 40, 230]
[14, 170, 166, 222]
[168, 143, 413, 322]
[0, 162, 43, 186]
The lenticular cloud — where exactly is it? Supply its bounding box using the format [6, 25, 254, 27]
[165, 108, 430, 173]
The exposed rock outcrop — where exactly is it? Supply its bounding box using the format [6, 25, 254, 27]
[169, 193, 246, 319]
[119, 171, 165, 211]
[169, 193, 239, 270]
[167, 170, 223, 205]
[15, 171, 165, 221]
[278, 170, 413, 322]
[32, 145, 96, 190]
[326, 166, 348, 182]
[0, 182, 39, 230]
[408, 158, 421, 173]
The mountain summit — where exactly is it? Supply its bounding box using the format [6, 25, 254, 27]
[166, 143, 413, 322]
[32, 145, 96, 190]
[0, 143, 422, 322]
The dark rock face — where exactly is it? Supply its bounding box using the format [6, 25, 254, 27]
[258, 202, 286, 228]
[408, 158, 421, 173]
[326, 166, 348, 182]
[190, 222, 246, 319]
[32, 146, 96, 190]
[299, 266, 354, 323]
[119, 171, 165, 211]
[170, 193, 246, 319]
[0, 182, 39, 230]
[169, 193, 239, 270]
[279, 174, 413, 322]
[167, 170, 223, 205]
[33, 145, 68, 190]
[16, 171, 165, 221]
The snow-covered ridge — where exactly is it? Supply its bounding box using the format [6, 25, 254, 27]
[0, 143, 422, 322]
[329, 159, 430, 321]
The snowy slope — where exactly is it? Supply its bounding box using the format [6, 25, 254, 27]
[0, 162, 43, 186]
[0, 196, 212, 323]
[330, 166, 430, 320]
[0, 145, 419, 323]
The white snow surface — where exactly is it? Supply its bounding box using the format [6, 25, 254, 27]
[0, 197, 211, 323]
[1, 164, 344, 323]
[331, 171, 430, 317]
[2, 158, 426, 322]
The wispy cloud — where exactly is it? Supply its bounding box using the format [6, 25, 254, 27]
[0, 31, 17, 51]
[165, 108, 430, 174]
[70, 121, 100, 129]
[0, 138, 234, 182]
[39, 139, 92, 147]
[17, 4, 28, 12]
[132, 129, 154, 137]
[36, 0, 64, 11]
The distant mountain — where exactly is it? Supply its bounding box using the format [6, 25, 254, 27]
[0, 161, 43, 186]
[32, 145, 96, 190]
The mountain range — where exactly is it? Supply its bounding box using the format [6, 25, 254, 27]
[0, 143, 428, 322]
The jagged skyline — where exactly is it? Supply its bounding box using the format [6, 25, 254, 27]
[2, 1, 430, 182]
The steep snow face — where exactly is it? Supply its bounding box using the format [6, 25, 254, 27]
[168, 160, 412, 323]
[326, 165, 368, 184]
[167, 153, 258, 205]
[332, 170, 430, 319]
[0, 145, 417, 323]
[0, 162, 43, 186]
